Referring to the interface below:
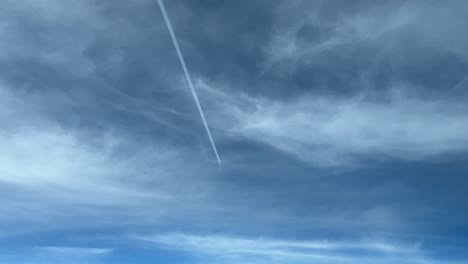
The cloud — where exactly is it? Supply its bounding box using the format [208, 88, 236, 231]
[0, 246, 112, 264]
[0, 0, 221, 232]
[25, 246, 112, 264]
[0, 0, 102, 77]
[0, 82, 191, 231]
[257, 0, 468, 101]
[198, 80, 468, 167]
[0, 0, 467, 263]
[133, 232, 456, 264]
[34, 246, 112, 256]
[185, 1, 468, 168]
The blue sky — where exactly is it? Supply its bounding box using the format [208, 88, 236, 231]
[1, 0, 468, 263]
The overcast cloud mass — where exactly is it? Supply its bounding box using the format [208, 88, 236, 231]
[1, 0, 468, 263]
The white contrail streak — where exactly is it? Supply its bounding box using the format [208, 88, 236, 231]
[157, 0, 221, 164]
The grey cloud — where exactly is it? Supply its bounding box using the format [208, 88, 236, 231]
[260, 0, 468, 99]
[0, 0, 467, 263]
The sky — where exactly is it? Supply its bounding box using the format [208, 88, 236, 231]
[1, 0, 468, 263]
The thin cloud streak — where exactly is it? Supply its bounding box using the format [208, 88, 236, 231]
[157, 0, 221, 164]
[34, 246, 113, 255]
[134, 233, 451, 264]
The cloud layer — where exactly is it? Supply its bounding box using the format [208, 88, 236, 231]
[0, 0, 467, 263]
[200, 81, 468, 167]
[135, 233, 460, 264]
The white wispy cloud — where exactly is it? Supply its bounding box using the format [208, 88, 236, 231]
[34, 246, 113, 256]
[24, 246, 113, 264]
[198, 80, 468, 167]
[133, 232, 456, 264]
[0, 83, 185, 231]
[0, 79, 224, 235]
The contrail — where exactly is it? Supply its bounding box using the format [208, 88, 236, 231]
[157, 0, 221, 164]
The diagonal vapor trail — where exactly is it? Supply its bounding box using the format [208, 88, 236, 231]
[157, 0, 221, 164]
